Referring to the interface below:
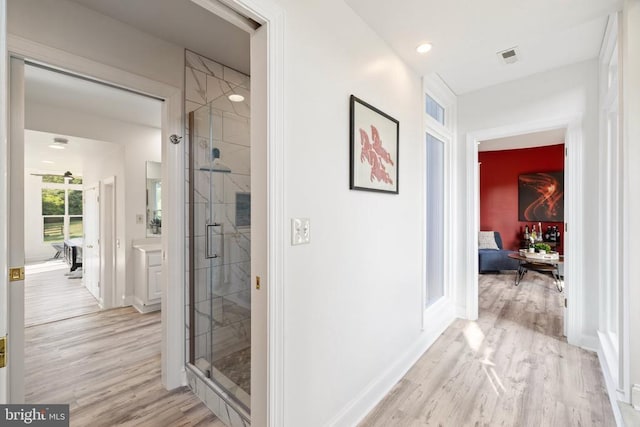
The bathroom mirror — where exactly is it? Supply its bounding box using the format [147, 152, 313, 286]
[146, 161, 162, 237]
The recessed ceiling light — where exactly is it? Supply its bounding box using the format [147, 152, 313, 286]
[416, 43, 432, 54]
[228, 94, 245, 103]
[42, 160, 54, 164]
[48, 145, 65, 150]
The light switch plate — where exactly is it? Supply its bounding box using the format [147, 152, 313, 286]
[291, 218, 310, 245]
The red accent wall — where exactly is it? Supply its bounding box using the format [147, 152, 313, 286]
[479, 144, 565, 252]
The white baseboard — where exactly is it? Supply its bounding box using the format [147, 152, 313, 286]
[597, 333, 624, 426]
[326, 299, 456, 426]
[580, 333, 599, 352]
[633, 385, 640, 411]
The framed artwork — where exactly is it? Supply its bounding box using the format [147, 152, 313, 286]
[350, 95, 399, 194]
[518, 172, 564, 221]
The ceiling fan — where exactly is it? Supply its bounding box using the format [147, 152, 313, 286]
[30, 170, 74, 179]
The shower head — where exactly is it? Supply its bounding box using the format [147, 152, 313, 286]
[199, 147, 232, 173]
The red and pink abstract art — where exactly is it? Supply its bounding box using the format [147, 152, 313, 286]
[359, 125, 394, 185]
[350, 95, 399, 193]
[518, 172, 564, 222]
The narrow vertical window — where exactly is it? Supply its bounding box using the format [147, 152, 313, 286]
[426, 133, 445, 307]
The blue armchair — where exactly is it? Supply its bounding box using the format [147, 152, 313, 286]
[479, 231, 519, 273]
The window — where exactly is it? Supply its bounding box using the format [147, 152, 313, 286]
[40, 175, 83, 242]
[423, 77, 455, 314]
[426, 133, 445, 307]
[42, 189, 65, 242]
[426, 94, 445, 125]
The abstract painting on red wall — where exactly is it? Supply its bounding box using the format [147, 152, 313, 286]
[518, 172, 564, 221]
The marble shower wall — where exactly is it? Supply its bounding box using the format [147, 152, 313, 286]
[184, 49, 252, 421]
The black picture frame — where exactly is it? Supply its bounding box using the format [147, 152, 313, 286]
[350, 95, 399, 194]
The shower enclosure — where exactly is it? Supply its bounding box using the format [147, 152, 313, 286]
[188, 86, 251, 412]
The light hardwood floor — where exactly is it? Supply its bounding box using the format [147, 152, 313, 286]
[25, 260, 101, 326]
[25, 278, 223, 426]
[360, 271, 614, 427]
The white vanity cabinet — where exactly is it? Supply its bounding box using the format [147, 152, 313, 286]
[133, 243, 162, 313]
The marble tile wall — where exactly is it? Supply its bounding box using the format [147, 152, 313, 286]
[184, 49, 251, 425]
[187, 367, 250, 427]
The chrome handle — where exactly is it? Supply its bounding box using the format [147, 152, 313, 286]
[86, 245, 93, 249]
[205, 223, 222, 259]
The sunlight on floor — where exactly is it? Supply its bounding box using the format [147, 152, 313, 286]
[464, 322, 506, 396]
[463, 321, 485, 352]
[25, 259, 68, 274]
[481, 348, 506, 396]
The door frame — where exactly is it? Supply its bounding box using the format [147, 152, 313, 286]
[216, 1, 286, 424]
[0, 0, 8, 402]
[465, 115, 585, 348]
[83, 183, 101, 304]
[2, 1, 286, 423]
[5, 36, 184, 391]
[101, 176, 117, 309]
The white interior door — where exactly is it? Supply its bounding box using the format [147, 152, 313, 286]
[84, 185, 101, 302]
[0, 0, 9, 403]
[250, 24, 268, 427]
[7, 56, 25, 403]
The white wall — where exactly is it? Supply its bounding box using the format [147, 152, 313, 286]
[623, 0, 640, 405]
[457, 60, 600, 338]
[7, 0, 183, 89]
[275, 0, 426, 424]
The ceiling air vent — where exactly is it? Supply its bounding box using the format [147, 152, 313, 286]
[497, 47, 520, 65]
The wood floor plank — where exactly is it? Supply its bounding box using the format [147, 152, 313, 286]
[25, 305, 221, 426]
[360, 272, 615, 427]
[25, 260, 101, 327]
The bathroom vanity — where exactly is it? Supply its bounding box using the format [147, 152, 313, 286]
[132, 241, 162, 313]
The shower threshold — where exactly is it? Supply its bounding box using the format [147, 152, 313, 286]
[195, 357, 251, 410]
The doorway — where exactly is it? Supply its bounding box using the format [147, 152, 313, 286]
[466, 116, 585, 347]
[476, 130, 567, 337]
[2, 1, 284, 424]
[17, 60, 165, 410]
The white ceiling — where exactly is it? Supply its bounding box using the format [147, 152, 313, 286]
[25, 129, 118, 174]
[69, 0, 250, 75]
[479, 128, 565, 152]
[25, 64, 161, 173]
[25, 64, 162, 128]
[345, 0, 622, 94]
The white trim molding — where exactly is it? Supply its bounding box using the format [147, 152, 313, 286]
[422, 73, 457, 326]
[633, 385, 640, 411]
[597, 335, 624, 426]
[219, 1, 286, 424]
[466, 115, 585, 348]
[0, 0, 9, 403]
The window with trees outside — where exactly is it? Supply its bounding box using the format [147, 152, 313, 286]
[41, 175, 83, 242]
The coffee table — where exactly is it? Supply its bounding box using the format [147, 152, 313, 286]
[508, 252, 564, 292]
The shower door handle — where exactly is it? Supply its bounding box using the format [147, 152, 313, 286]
[205, 223, 222, 259]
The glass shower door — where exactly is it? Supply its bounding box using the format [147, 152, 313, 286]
[188, 91, 251, 411]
